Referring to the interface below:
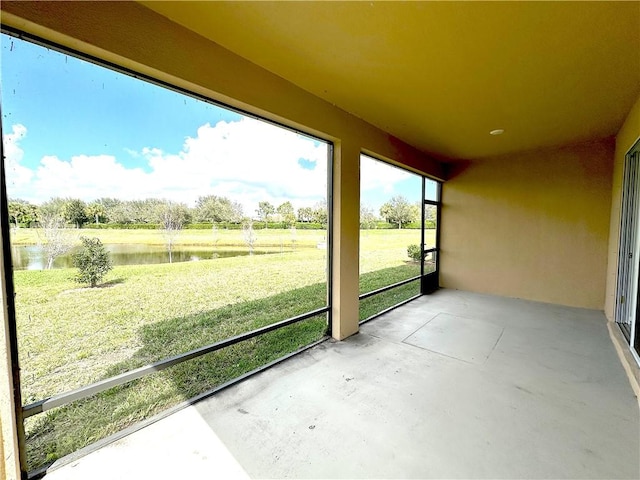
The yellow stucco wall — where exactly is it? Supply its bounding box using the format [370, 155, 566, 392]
[604, 93, 640, 320]
[441, 139, 614, 309]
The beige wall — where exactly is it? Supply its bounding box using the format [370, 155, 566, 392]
[604, 94, 640, 320]
[441, 139, 614, 309]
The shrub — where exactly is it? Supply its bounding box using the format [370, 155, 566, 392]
[407, 244, 422, 262]
[424, 220, 436, 229]
[85, 223, 159, 230]
[374, 221, 396, 229]
[184, 222, 216, 230]
[404, 222, 422, 229]
[294, 222, 325, 230]
[72, 237, 113, 287]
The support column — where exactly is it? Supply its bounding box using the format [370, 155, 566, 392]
[0, 223, 21, 480]
[331, 141, 360, 340]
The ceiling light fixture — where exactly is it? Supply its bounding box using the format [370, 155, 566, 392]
[490, 129, 504, 136]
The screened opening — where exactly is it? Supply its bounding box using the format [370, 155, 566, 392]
[359, 154, 439, 322]
[1, 32, 331, 472]
[422, 178, 441, 292]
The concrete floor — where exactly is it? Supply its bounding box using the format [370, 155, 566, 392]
[46, 290, 639, 479]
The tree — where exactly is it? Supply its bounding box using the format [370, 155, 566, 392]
[276, 201, 296, 227]
[86, 201, 107, 224]
[297, 207, 314, 223]
[256, 201, 275, 228]
[242, 218, 257, 255]
[8, 199, 37, 228]
[72, 237, 113, 287]
[157, 201, 190, 263]
[379, 195, 417, 229]
[360, 205, 378, 229]
[195, 195, 243, 223]
[40, 197, 68, 220]
[92, 197, 124, 224]
[311, 200, 328, 227]
[410, 203, 420, 225]
[7, 201, 24, 229]
[37, 211, 74, 269]
[211, 223, 219, 248]
[94, 197, 122, 212]
[136, 199, 167, 224]
[63, 199, 88, 228]
[107, 202, 132, 224]
[424, 203, 437, 229]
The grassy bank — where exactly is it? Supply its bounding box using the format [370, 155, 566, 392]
[10, 226, 434, 252]
[10, 226, 327, 248]
[16, 249, 328, 402]
[13, 228, 431, 469]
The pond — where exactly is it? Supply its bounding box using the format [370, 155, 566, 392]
[11, 244, 275, 270]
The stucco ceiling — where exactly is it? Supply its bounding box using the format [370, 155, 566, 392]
[141, 1, 640, 160]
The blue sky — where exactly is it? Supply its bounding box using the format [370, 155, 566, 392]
[1, 34, 242, 171]
[1, 33, 429, 214]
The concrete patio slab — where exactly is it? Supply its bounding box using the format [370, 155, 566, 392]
[45, 290, 640, 479]
[403, 313, 504, 364]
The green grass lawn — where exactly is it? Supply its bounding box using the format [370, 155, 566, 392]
[12, 228, 433, 469]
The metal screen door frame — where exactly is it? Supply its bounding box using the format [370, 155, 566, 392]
[615, 138, 640, 359]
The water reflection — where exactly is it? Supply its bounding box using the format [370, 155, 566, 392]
[11, 244, 276, 270]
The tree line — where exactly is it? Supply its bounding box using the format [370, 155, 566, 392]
[8, 194, 433, 230]
[7, 196, 328, 230]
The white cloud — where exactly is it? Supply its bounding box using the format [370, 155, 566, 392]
[31, 154, 150, 203]
[3, 124, 33, 197]
[360, 155, 411, 194]
[3, 119, 412, 215]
